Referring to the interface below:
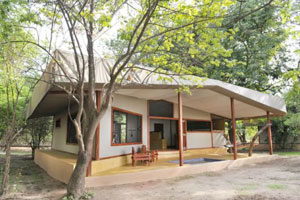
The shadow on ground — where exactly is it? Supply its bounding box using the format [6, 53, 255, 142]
[0, 152, 66, 199]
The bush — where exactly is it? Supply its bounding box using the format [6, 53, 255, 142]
[271, 90, 300, 149]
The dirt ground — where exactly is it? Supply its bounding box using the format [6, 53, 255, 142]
[91, 156, 300, 200]
[1, 153, 300, 200]
[0, 152, 66, 200]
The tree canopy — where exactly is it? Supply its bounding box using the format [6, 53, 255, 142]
[205, 0, 291, 93]
[0, 0, 42, 195]
[0, 0, 299, 199]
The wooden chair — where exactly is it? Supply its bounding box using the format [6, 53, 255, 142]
[152, 150, 158, 161]
[131, 147, 152, 167]
[141, 145, 158, 162]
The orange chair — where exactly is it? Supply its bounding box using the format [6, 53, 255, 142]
[131, 147, 152, 167]
[141, 145, 158, 162]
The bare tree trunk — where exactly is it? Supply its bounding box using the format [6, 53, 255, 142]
[242, 131, 246, 143]
[248, 124, 270, 157]
[66, 149, 90, 199]
[0, 142, 11, 195]
[31, 147, 36, 160]
[65, 94, 111, 198]
[237, 130, 246, 143]
[237, 131, 243, 143]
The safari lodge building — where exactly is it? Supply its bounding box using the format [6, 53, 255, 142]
[26, 50, 286, 184]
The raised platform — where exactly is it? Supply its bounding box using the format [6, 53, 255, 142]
[91, 148, 230, 176]
[91, 147, 248, 177]
[86, 154, 281, 188]
[34, 147, 246, 184]
[34, 149, 76, 184]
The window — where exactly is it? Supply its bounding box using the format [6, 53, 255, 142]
[187, 120, 211, 132]
[112, 108, 142, 145]
[149, 100, 173, 117]
[67, 114, 78, 144]
[55, 119, 61, 128]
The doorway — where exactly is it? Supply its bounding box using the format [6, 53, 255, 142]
[154, 123, 164, 139]
[150, 119, 179, 150]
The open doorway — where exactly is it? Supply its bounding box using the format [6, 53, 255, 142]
[154, 123, 164, 139]
[148, 100, 186, 151]
[150, 119, 179, 150]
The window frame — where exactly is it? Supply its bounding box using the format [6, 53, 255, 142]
[55, 119, 61, 128]
[185, 119, 212, 133]
[111, 107, 143, 146]
[148, 100, 174, 118]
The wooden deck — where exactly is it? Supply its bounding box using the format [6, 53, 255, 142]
[92, 151, 249, 177]
[34, 148, 251, 183]
[86, 154, 280, 188]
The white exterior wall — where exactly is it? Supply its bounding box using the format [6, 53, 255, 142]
[181, 106, 212, 149]
[212, 133, 227, 147]
[99, 96, 212, 155]
[99, 94, 147, 158]
[176, 105, 211, 120]
[52, 112, 79, 154]
[51, 94, 216, 156]
[186, 133, 212, 149]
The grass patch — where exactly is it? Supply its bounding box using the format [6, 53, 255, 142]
[240, 183, 259, 191]
[0, 150, 66, 199]
[275, 151, 300, 156]
[266, 184, 287, 189]
[236, 183, 259, 197]
[32, 172, 43, 182]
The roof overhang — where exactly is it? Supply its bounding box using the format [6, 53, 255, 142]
[26, 49, 286, 119]
[116, 87, 285, 119]
[28, 84, 286, 120]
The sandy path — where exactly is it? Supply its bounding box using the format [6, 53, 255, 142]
[91, 156, 300, 200]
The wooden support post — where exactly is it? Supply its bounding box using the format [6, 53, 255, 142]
[178, 92, 184, 166]
[267, 111, 273, 155]
[95, 91, 101, 160]
[86, 158, 92, 177]
[210, 115, 214, 148]
[147, 100, 150, 151]
[230, 98, 237, 160]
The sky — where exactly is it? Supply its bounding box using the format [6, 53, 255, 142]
[33, 1, 138, 59]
